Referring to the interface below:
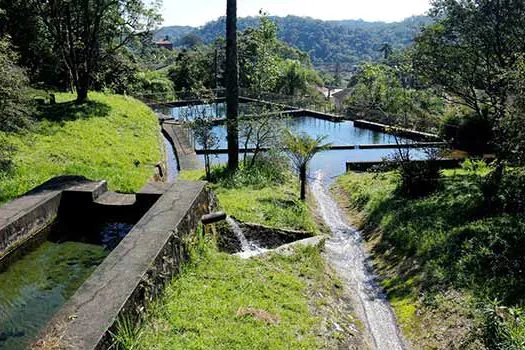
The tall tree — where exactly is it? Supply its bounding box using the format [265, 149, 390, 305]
[225, 0, 239, 170]
[27, 0, 161, 103]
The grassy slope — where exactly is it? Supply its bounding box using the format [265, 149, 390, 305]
[0, 92, 162, 203]
[179, 169, 318, 233]
[333, 170, 489, 349]
[132, 238, 332, 350]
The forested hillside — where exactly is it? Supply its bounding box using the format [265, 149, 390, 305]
[155, 15, 432, 65]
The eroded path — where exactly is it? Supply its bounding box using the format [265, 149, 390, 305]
[312, 171, 407, 350]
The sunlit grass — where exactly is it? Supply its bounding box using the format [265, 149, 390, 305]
[0, 92, 162, 203]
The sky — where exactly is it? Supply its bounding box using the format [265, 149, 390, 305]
[160, 0, 432, 27]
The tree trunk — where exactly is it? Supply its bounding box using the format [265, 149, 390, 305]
[299, 165, 307, 201]
[76, 68, 90, 104]
[226, 0, 239, 171]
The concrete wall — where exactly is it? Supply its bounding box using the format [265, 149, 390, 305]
[40, 180, 213, 350]
[0, 176, 107, 270]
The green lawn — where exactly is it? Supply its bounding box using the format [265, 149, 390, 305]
[0, 92, 162, 203]
[180, 169, 318, 233]
[333, 168, 525, 349]
[127, 236, 330, 350]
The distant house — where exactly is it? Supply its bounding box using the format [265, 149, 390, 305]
[154, 36, 173, 50]
[331, 88, 352, 112]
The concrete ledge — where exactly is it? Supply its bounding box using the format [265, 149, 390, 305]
[0, 176, 106, 264]
[353, 120, 440, 141]
[41, 180, 212, 350]
[346, 157, 496, 172]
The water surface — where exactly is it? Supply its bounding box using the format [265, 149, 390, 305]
[0, 220, 134, 349]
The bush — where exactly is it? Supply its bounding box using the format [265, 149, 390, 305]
[441, 108, 493, 153]
[0, 36, 33, 132]
[482, 301, 525, 350]
[132, 71, 175, 102]
[398, 161, 442, 198]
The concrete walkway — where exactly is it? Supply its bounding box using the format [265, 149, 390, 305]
[162, 122, 202, 171]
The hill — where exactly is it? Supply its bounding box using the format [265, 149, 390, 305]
[155, 15, 432, 66]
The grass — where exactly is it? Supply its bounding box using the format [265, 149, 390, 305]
[179, 167, 318, 233]
[128, 234, 327, 350]
[0, 92, 162, 203]
[333, 167, 525, 349]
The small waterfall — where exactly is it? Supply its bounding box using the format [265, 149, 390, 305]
[226, 216, 267, 259]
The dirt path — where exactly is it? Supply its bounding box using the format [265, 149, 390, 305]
[312, 171, 407, 350]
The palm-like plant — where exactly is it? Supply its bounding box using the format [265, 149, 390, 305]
[284, 130, 331, 201]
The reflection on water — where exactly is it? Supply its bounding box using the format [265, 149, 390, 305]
[156, 103, 261, 121]
[195, 116, 409, 150]
[0, 220, 134, 349]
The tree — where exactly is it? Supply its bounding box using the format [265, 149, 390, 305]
[225, 0, 239, 170]
[239, 106, 284, 168]
[0, 36, 33, 172]
[28, 0, 161, 103]
[192, 116, 219, 181]
[379, 42, 393, 60]
[284, 130, 330, 201]
[413, 0, 525, 134]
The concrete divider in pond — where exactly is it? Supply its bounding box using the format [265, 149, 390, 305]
[353, 120, 440, 141]
[40, 180, 213, 350]
[346, 157, 496, 172]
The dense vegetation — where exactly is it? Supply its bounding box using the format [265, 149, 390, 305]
[335, 163, 525, 349]
[156, 15, 432, 65]
[0, 93, 162, 203]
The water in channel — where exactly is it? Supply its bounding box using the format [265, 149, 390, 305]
[0, 220, 134, 350]
[311, 171, 407, 350]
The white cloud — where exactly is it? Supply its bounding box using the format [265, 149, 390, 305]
[161, 0, 431, 27]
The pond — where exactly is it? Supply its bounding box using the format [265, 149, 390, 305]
[160, 104, 432, 180]
[0, 219, 135, 350]
[195, 116, 405, 150]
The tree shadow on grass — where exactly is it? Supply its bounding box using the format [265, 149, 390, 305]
[37, 100, 111, 125]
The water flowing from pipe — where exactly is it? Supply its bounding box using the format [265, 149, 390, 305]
[226, 216, 267, 259]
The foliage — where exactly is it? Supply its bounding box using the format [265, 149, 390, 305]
[482, 301, 525, 350]
[396, 161, 441, 198]
[441, 105, 493, 153]
[168, 49, 213, 92]
[0, 37, 33, 133]
[25, 0, 162, 102]
[284, 131, 330, 201]
[132, 71, 175, 102]
[413, 0, 525, 155]
[191, 116, 219, 180]
[0, 92, 162, 204]
[156, 15, 432, 65]
[345, 61, 443, 131]
[239, 106, 285, 168]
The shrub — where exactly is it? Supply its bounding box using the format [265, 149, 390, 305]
[482, 301, 525, 350]
[132, 71, 175, 102]
[0, 36, 33, 132]
[441, 108, 493, 153]
[397, 161, 442, 198]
